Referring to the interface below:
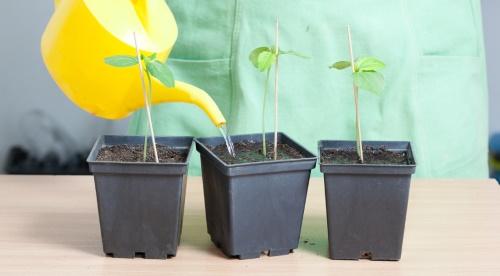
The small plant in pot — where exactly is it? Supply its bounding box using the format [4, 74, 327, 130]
[319, 25, 416, 261]
[42, 0, 229, 260]
[194, 19, 317, 259]
[86, 33, 195, 259]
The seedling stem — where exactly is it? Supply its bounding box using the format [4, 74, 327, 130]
[133, 32, 159, 163]
[347, 25, 364, 163]
[261, 70, 270, 156]
[273, 17, 280, 160]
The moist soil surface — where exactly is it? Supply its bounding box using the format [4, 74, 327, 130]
[211, 140, 305, 164]
[321, 145, 409, 165]
[96, 144, 187, 163]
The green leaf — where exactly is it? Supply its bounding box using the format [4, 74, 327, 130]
[353, 71, 385, 94]
[355, 57, 385, 72]
[257, 50, 277, 72]
[329, 61, 351, 70]
[149, 53, 157, 60]
[280, 50, 309, 59]
[146, 60, 175, 87]
[104, 55, 138, 67]
[249, 47, 271, 69]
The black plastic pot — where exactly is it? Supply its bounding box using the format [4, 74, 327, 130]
[87, 135, 193, 259]
[319, 141, 416, 261]
[195, 133, 317, 259]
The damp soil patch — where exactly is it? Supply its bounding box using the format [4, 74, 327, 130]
[321, 145, 409, 165]
[210, 140, 305, 165]
[96, 144, 187, 163]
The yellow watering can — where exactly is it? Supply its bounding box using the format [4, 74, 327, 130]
[41, 0, 226, 127]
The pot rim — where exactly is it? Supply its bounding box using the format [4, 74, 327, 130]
[87, 135, 194, 166]
[195, 132, 318, 168]
[318, 140, 417, 171]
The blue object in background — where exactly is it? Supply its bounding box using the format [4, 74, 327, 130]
[490, 133, 500, 182]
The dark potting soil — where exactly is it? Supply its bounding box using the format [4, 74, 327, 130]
[96, 144, 187, 163]
[210, 140, 305, 164]
[321, 145, 409, 165]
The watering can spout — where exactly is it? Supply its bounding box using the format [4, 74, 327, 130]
[41, 0, 226, 128]
[150, 81, 226, 128]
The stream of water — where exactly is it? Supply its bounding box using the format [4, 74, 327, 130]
[218, 126, 236, 158]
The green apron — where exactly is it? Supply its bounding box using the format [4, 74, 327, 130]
[130, 0, 489, 178]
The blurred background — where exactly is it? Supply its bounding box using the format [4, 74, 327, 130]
[0, 0, 499, 178]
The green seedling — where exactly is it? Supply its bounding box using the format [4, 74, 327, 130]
[330, 25, 385, 163]
[249, 18, 308, 159]
[104, 33, 174, 162]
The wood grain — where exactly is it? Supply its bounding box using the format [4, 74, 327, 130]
[0, 176, 499, 276]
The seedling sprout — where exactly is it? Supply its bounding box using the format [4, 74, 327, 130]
[104, 32, 175, 163]
[249, 18, 308, 160]
[330, 25, 386, 163]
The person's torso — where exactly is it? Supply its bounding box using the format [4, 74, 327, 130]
[129, 0, 488, 178]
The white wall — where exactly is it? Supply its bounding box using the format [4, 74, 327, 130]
[0, 0, 128, 171]
[482, 0, 500, 135]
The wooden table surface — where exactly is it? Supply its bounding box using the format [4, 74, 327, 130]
[0, 176, 499, 276]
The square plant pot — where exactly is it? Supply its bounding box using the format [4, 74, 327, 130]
[319, 140, 416, 261]
[87, 135, 193, 259]
[194, 133, 317, 259]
